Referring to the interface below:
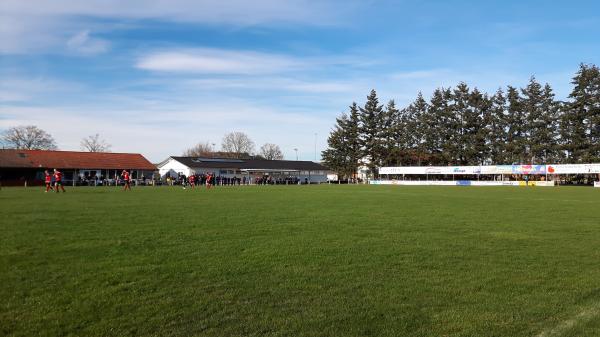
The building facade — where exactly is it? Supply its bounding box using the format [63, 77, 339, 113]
[157, 157, 329, 183]
[0, 149, 156, 186]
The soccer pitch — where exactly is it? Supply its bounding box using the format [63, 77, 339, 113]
[1, 185, 599, 336]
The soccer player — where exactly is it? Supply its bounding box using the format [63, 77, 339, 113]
[44, 170, 54, 192]
[206, 173, 212, 189]
[53, 169, 66, 193]
[122, 170, 131, 191]
[189, 174, 195, 189]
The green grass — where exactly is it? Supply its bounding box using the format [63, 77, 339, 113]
[1, 185, 600, 337]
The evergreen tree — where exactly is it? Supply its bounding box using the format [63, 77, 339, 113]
[346, 102, 363, 180]
[322, 62, 600, 175]
[486, 89, 508, 164]
[590, 66, 600, 161]
[322, 114, 352, 179]
[381, 100, 400, 166]
[466, 88, 489, 165]
[539, 83, 560, 162]
[424, 88, 446, 164]
[390, 107, 412, 165]
[505, 86, 527, 164]
[564, 64, 600, 162]
[439, 88, 460, 164]
[359, 90, 385, 177]
[322, 103, 363, 180]
[404, 93, 429, 165]
[451, 82, 471, 164]
[521, 77, 549, 163]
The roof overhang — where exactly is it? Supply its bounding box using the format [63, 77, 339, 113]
[241, 169, 301, 173]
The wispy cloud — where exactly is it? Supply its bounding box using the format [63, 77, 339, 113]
[136, 48, 304, 75]
[1, 0, 349, 26]
[66, 30, 109, 54]
[182, 78, 357, 94]
[135, 47, 372, 75]
[0, 0, 358, 54]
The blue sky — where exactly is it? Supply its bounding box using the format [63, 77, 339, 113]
[1, 0, 599, 161]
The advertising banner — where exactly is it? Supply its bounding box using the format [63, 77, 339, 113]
[370, 180, 456, 186]
[369, 180, 554, 187]
[380, 164, 600, 176]
[511, 165, 546, 175]
[546, 164, 600, 174]
[379, 166, 481, 175]
[381, 165, 541, 175]
[480, 165, 512, 174]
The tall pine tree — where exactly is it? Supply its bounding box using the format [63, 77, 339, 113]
[359, 90, 385, 177]
[486, 88, 508, 164]
[505, 86, 527, 164]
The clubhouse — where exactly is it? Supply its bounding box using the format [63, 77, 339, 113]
[157, 156, 329, 184]
[0, 149, 156, 186]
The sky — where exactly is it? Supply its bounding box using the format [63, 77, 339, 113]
[1, 0, 599, 162]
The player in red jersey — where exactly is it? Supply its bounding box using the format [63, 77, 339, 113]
[122, 170, 131, 191]
[53, 169, 66, 193]
[206, 173, 212, 189]
[188, 174, 195, 189]
[44, 170, 54, 192]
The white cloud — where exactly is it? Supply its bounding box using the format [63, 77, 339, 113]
[0, 0, 357, 54]
[159, 76, 358, 95]
[1, 0, 345, 25]
[135, 47, 370, 75]
[66, 30, 109, 54]
[136, 49, 304, 74]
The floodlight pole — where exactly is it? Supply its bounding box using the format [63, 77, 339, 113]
[314, 133, 317, 161]
[294, 148, 298, 161]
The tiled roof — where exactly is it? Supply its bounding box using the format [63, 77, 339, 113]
[0, 149, 156, 170]
[169, 157, 329, 171]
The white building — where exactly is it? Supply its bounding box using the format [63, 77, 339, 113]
[157, 156, 330, 183]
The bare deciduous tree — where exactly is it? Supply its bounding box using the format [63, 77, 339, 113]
[1, 125, 57, 150]
[221, 132, 255, 156]
[81, 133, 112, 152]
[260, 143, 284, 160]
[183, 141, 214, 157]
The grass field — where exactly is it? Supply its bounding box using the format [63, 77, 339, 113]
[1, 185, 600, 337]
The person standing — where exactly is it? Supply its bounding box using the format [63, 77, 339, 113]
[206, 173, 212, 189]
[44, 170, 54, 192]
[188, 174, 195, 189]
[122, 170, 131, 191]
[53, 169, 66, 193]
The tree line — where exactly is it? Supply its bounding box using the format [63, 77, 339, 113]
[183, 131, 284, 161]
[2, 126, 285, 160]
[1, 126, 112, 152]
[322, 63, 600, 179]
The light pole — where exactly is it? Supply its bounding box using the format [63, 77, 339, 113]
[294, 148, 298, 161]
[314, 133, 317, 161]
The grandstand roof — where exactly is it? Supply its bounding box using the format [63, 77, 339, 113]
[168, 156, 328, 171]
[0, 149, 156, 170]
